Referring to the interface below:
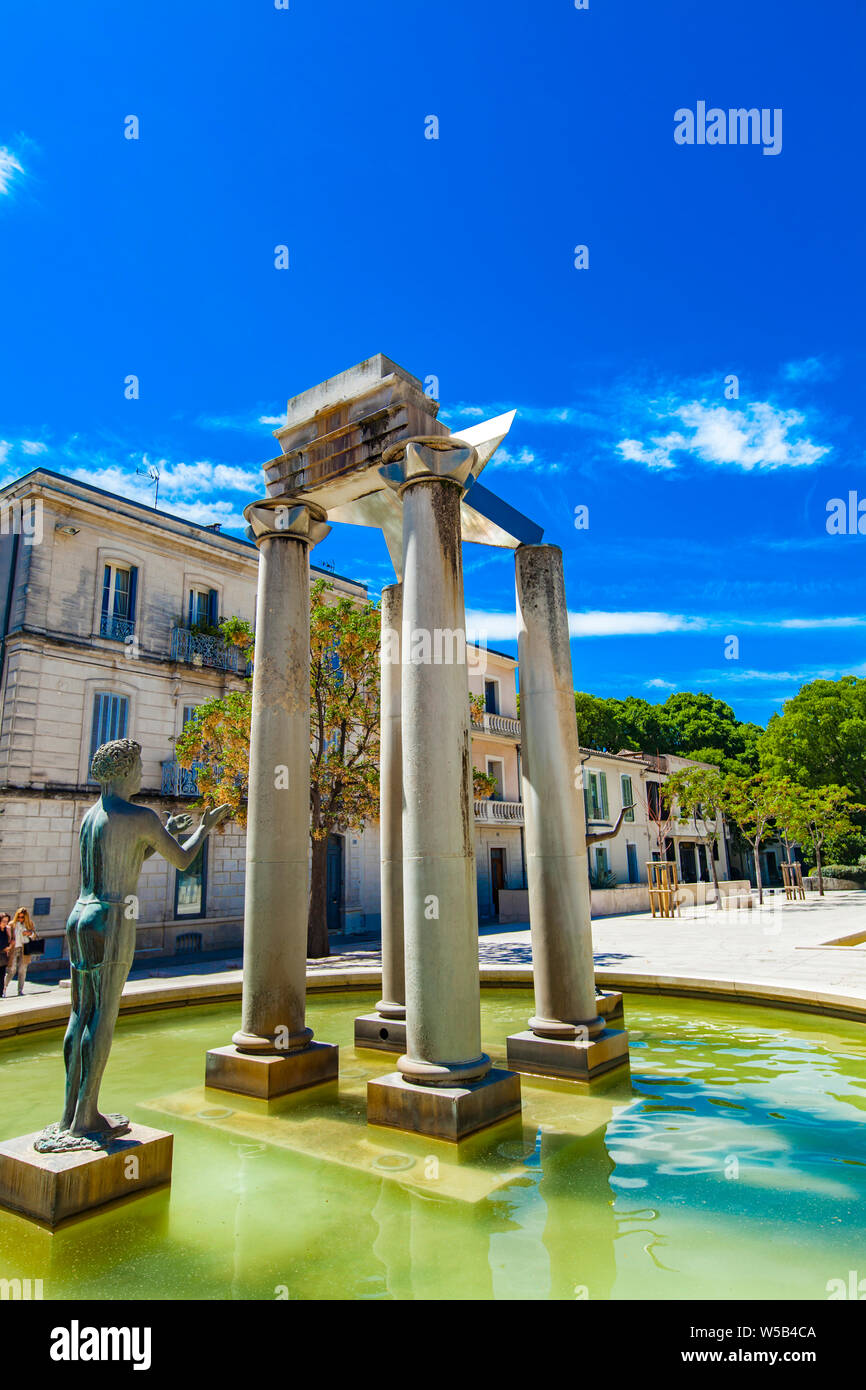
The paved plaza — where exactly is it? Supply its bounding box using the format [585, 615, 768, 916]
[3, 889, 866, 1038]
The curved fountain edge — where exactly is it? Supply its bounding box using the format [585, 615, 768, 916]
[2, 963, 866, 1039]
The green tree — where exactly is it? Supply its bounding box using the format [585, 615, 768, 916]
[665, 766, 727, 910]
[176, 580, 380, 958]
[785, 784, 863, 897]
[659, 692, 744, 761]
[721, 772, 778, 904]
[574, 691, 626, 751]
[760, 677, 866, 799]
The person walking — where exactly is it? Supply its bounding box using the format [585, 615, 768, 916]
[0, 914, 11, 997]
[3, 908, 36, 998]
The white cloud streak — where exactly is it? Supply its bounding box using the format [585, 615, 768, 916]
[0, 146, 24, 196]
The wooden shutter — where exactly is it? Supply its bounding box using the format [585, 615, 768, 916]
[127, 566, 138, 626]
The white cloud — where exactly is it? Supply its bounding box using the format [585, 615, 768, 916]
[20, 440, 47, 455]
[645, 677, 676, 689]
[484, 444, 560, 475]
[0, 147, 24, 196]
[213, 463, 262, 491]
[778, 616, 866, 630]
[617, 436, 682, 470]
[570, 611, 706, 637]
[465, 610, 706, 641]
[782, 356, 834, 383]
[618, 401, 829, 473]
[0, 441, 10, 466]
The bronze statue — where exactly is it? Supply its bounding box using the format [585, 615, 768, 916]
[37, 738, 230, 1151]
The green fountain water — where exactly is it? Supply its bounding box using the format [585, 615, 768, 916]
[2, 989, 865, 1300]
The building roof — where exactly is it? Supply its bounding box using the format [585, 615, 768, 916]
[0, 467, 367, 593]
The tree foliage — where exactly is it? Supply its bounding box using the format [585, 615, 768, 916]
[574, 689, 761, 773]
[176, 580, 380, 957]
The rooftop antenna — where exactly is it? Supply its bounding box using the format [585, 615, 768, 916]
[136, 462, 160, 507]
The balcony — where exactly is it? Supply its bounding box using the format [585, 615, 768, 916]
[100, 614, 135, 642]
[471, 712, 521, 738]
[475, 798, 524, 824]
[170, 626, 250, 675]
[161, 759, 201, 797]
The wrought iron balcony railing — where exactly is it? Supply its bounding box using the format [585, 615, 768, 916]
[99, 614, 135, 642]
[161, 758, 201, 797]
[170, 626, 250, 675]
[474, 798, 524, 824]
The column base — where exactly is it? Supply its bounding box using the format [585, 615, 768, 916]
[597, 990, 625, 1026]
[206, 1041, 339, 1099]
[354, 1013, 406, 1053]
[0, 1124, 172, 1228]
[506, 1028, 630, 1082]
[367, 1067, 521, 1143]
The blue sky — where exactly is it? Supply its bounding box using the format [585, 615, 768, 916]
[1, 0, 864, 726]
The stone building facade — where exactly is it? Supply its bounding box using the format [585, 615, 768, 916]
[0, 469, 378, 966]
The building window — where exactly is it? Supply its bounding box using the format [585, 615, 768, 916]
[188, 587, 219, 629]
[621, 774, 635, 822]
[486, 757, 505, 801]
[89, 693, 129, 770]
[175, 841, 207, 918]
[594, 847, 608, 878]
[100, 564, 137, 641]
[584, 769, 609, 821]
[484, 679, 499, 714]
[626, 842, 639, 883]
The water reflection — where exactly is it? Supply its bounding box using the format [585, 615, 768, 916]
[1, 991, 866, 1300]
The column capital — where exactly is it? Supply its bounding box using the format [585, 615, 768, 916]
[243, 497, 330, 548]
[378, 436, 478, 495]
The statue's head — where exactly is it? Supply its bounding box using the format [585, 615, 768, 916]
[90, 738, 143, 795]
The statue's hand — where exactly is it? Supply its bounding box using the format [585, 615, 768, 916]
[202, 804, 231, 832]
[165, 812, 194, 837]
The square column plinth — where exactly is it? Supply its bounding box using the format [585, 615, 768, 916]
[597, 991, 625, 1026]
[354, 1014, 406, 1054]
[206, 1042, 339, 1099]
[507, 1028, 630, 1083]
[0, 1124, 173, 1228]
[367, 1068, 521, 1143]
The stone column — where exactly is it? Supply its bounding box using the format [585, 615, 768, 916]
[367, 439, 520, 1140]
[206, 498, 339, 1098]
[506, 544, 629, 1082]
[355, 582, 406, 1052]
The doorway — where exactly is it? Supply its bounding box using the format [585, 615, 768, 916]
[326, 834, 344, 933]
[679, 843, 698, 884]
[490, 848, 506, 917]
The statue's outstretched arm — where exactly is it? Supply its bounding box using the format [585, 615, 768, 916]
[142, 805, 231, 869]
[585, 805, 632, 845]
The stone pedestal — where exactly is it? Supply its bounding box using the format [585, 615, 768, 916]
[0, 1124, 172, 1228]
[368, 1069, 521, 1143]
[206, 1042, 339, 1100]
[353, 1014, 406, 1053]
[597, 990, 625, 1025]
[506, 1028, 629, 1082]
[209, 499, 339, 1096]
